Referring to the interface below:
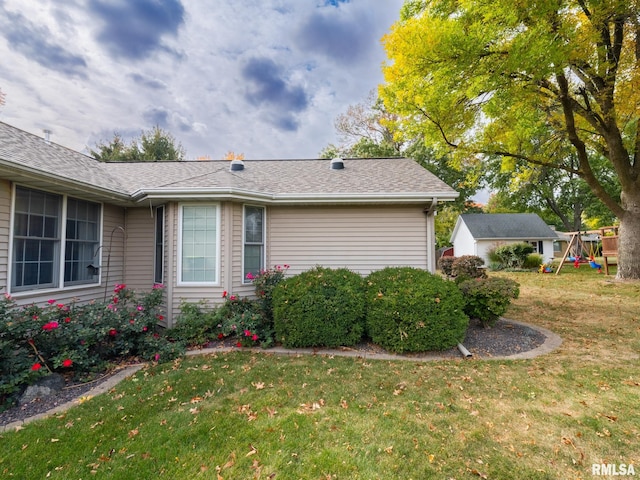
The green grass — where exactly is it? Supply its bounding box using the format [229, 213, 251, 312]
[1, 267, 639, 479]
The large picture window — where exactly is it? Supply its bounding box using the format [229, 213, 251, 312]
[12, 186, 101, 292]
[179, 204, 218, 284]
[243, 205, 265, 282]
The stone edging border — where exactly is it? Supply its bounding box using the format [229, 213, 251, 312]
[1, 319, 561, 432]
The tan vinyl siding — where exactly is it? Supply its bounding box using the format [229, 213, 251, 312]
[268, 205, 429, 275]
[0, 180, 11, 293]
[101, 205, 126, 292]
[123, 207, 154, 290]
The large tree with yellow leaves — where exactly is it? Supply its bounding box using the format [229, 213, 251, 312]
[381, 0, 640, 279]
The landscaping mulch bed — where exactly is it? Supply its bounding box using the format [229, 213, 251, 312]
[1, 318, 546, 428]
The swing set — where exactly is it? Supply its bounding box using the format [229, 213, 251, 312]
[555, 227, 618, 275]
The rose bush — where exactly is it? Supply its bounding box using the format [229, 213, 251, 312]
[0, 284, 184, 411]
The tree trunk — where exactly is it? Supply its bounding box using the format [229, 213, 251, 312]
[617, 188, 640, 280]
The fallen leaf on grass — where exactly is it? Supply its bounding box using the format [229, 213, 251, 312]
[246, 445, 258, 457]
[266, 406, 278, 417]
[469, 468, 488, 479]
[128, 429, 139, 438]
[252, 382, 265, 390]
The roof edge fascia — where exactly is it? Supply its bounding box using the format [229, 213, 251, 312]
[0, 160, 130, 201]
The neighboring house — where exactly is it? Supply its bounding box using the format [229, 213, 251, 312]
[450, 213, 558, 265]
[0, 121, 458, 326]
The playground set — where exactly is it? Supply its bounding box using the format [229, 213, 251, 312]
[553, 226, 618, 275]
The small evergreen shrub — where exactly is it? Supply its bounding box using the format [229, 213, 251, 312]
[438, 256, 455, 277]
[451, 255, 487, 282]
[457, 277, 520, 327]
[272, 266, 366, 348]
[365, 267, 469, 353]
[493, 243, 535, 269]
[523, 254, 544, 269]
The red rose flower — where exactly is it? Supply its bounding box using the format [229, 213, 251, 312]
[31, 363, 42, 371]
[62, 359, 73, 368]
[218, 333, 224, 339]
[64, 317, 71, 323]
[109, 329, 118, 336]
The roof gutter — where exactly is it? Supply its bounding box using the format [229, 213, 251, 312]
[132, 188, 460, 205]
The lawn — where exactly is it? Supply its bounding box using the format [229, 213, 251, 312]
[1, 266, 638, 479]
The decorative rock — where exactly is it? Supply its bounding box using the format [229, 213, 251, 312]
[19, 374, 65, 406]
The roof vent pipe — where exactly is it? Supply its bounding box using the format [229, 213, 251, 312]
[229, 159, 245, 171]
[43, 129, 52, 145]
[330, 158, 344, 170]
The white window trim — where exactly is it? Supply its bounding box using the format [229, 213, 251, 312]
[242, 204, 266, 284]
[177, 202, 221, 286]
[8, 184, 103, 295]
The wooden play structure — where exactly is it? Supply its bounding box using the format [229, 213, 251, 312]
[555, 226, 618, 275]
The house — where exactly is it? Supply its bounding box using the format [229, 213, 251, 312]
[450, 213, 558, 266]
[0, 121, 458, 326]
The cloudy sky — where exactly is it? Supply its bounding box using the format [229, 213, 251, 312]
[0, 0, 405, 160]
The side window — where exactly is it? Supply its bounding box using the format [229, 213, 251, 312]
[64, 197, 101, 285]
[243, 205, 265, 282]
[154, 206, 165, 285]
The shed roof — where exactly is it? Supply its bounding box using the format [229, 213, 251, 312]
[0, 121, 458, 206]
[456, 213, 559, 240]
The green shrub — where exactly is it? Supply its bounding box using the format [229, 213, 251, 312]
[438, 256, 455, 277]
[493, 243, 535, 269]
[365, 267, 469, 353]
[451, 255, 487, 282]
[169, 300, 218, 346]
[457, 277, 520, 327]
[523, 253, 544, 269]
[272, 266, 365, 348]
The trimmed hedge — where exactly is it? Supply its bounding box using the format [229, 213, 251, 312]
[365, 267, 468, 353]
[272, 266, 365, 348]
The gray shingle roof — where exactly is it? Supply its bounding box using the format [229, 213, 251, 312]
[459, 213, 558, 239]
[0, 121, 458, 205]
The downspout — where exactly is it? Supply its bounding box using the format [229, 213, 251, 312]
[424, 198, 438, 273]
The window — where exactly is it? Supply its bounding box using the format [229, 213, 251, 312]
[154, 206, 165, 285]
[13, 187, 62, 290]
[65, 197, 100, 285]
[243, 205, 265, 282]
[179, 204, 218, 284]
[12, 186, 101, 292]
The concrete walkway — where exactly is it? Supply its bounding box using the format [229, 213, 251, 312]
[1, 319, 561, 432]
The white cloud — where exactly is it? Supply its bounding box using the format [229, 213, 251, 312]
[0, 0, 405, 159]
